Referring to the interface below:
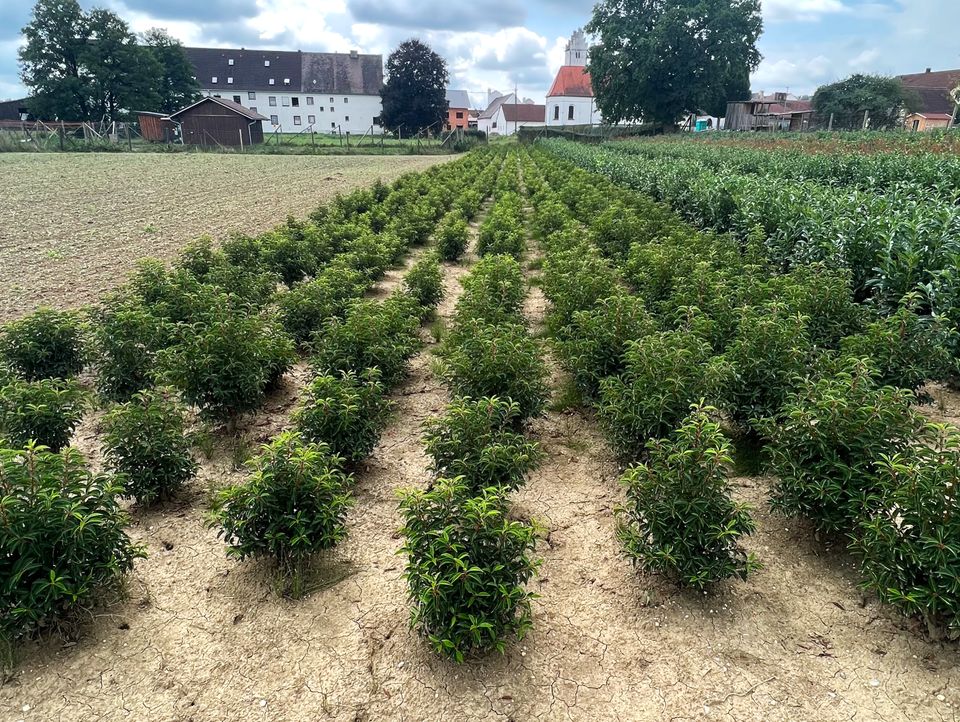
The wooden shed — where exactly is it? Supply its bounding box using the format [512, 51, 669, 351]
[168, 96, 268, 147]
[136, 111, 176, 142]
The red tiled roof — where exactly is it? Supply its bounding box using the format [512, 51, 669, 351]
[502, 103, 546, 122]
[899, 69, 960, 89]
[547, 66, 594, 98]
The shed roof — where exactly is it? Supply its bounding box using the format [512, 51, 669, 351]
[169, 96, 269, 121]
[502, 103, 546, 122]
[547, 66, 594, 98]
[908, 112, 953, 120]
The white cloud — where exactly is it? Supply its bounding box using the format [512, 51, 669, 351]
[751, 55, 833, 94]
[849, 48, 880, 69]
[762, 0, 848, 23]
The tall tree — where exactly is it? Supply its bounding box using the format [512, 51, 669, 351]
[586, 0, 763, 125]
[380, 39, 448, 134]
[812, 75, 919, 130]
[142, 28, 201, 115]
[19, 0, 91, 120]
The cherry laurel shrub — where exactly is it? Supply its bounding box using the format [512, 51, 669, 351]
[294, 368, 391, 463]
[0, 377, 86, 452]
[422, 396, 543, 493]
[760, 358, 927, 536]
[453, 254, 526, 327]
[399, 478, 540, 662]
[276, 267, 369, 346]
[435, 211, 469, 262]
[617, 405, 760, 589]
[209, 432, 354, 598]
[403, 253, 445, 313]
[101, 389, 198, 506]
[0, 308, 86, 381]
[0, 444, 143, 662]
[852, 425, 960, 638]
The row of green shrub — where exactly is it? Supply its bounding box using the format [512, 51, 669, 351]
[530, 146, 960, 634]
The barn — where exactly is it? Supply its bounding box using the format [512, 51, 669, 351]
[136, 111, 176, 142]
[169, 97, 268, 147]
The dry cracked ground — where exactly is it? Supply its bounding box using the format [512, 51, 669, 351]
[1, 163, 959, 722]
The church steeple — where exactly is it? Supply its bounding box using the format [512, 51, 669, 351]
[564, 29, 588, 67]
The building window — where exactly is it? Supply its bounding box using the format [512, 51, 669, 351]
[269, 96, 277, 107]
[227, 77, 233, 84]
[293, 116, 301, 125]
[283, 78, 291, 85]
[331, 122, 336, 129]
[319, 107, 325, 112]
[345, 115, 350, 121]
[329, 97, 334, 103]
[211, 76, 218, 83]
[228, 58, 234, 66]
[455, 111, 463, 119]
[264, 60, 270, 67]
[213, 94, 221, 98]
[344, 97, 348, 104]
[282, 97, 290, 107]
[553, 105, 559, 120]
[306, 97, 314, 105]
[492, 121, 497, 129]
[248, 91, 256, 100]
[292, 97, 299, 107]
[251, 107, 258, 114]
[270, 114, 279, 125]
[568, 105, 574, 120]
[308, 115, 315, 124]
[232, 95, 241, 104]
[269, 78, 275, 85]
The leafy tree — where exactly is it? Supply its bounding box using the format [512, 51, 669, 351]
[586, 0, 763, 124]
[812, 74, 919, 130]
[380, 39, 449, 134]
[141, 28, 201, 115]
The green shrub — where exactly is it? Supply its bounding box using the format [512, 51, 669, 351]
[161, 311, 296, 420]
[436, 211, 469, 262]
[771, 265, 864, 350]
[761, 358, 926, 536]
[598, 331, 729, 458]
[399, 478, 540, 662]
[209, 432, 353, 597]
[403, 254, 444, 312]
[90, 294, 172, 400]
[0, 378, 86, 452]
[0, 444, 143, 657]
[852, 425, 960, 637]
[0, 308, 85, 380]
[422, 397, 542, 493]
[312, 298, 421, 388]
[259, 228, 318, 286]
[541, 247, 621, 337]
[477, 194, 525, 259]
[453, 254, 526, 327]
[440, 320, 548, 422]
[276, 267, 368, 346]
[617, 405, 759, 589]
[102, 390, 197, 506]
[294, 368, 391, 463]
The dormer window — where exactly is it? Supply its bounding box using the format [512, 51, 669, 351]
[264, 60, 270, 67]
[211, 76, 218, 83]
[269, 78, 275, 85]
[283, 78, 291, 85]
[227, 77, 233, 84]
[228, 58, 234, 66]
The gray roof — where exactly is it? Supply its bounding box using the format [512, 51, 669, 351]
[479, 93, 516, 119]
[183, 47, 383, 95]
[445, 89, 472, 110]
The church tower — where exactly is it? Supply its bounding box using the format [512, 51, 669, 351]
[564, 29, 589, 67]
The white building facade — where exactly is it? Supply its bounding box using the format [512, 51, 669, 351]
[478, 93, 547, 136]
[546, 30, 600, 127]
[185, 47, 384, 136]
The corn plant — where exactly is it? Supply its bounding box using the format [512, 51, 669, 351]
[0, 377, 86, 452]
[0, 308, 86, 381]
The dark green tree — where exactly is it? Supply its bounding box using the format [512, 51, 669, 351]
[812, 75, 919, 130]
[142, 28, 201, 114]
[586, 0, 763, 124]
[380, 39, 449, 134]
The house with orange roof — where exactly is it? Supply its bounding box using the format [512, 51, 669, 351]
[546, 30, 599, 127]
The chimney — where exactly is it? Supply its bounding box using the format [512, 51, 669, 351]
[350, 50, 359, 59]
[926, 68, 932, 73]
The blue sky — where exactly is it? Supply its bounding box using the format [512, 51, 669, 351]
[2, 0, 959, 107]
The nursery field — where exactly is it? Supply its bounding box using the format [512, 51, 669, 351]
[0, 152, 448, 323]
[1, 144, 959, 722]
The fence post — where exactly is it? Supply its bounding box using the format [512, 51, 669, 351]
[827, 113, 834, 132]
[126, 123, 132, 151]
[59, 123, 65, 151]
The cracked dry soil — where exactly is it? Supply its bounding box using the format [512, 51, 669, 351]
[2, 207, 959, 722]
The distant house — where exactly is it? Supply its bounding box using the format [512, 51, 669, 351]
[445, 89, 472, 131]
[135, 111, 176, 142]
[477, 93, 545, 136]
[905, 112, 953, 132]
[899, 68, 958, 128]
[0, 97, 31, 122]
[546, 30, 599, 127]
[725, 93, 814, 131]
[183, 47, 384, 135]
[169, 96, 268, 146]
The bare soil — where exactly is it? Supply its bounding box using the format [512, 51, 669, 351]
[2, 206, 959, 722]
[0, 152, 448, 323]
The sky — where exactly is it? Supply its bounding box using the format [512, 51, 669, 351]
[2, 0, 959, 107]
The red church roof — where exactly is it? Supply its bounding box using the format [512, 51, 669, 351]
[547, 66, 594, 98]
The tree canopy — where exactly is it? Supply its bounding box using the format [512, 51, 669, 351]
[812, 75, 920, 130]
[379, 39, 449, 134]
[586, 0, 763, 124]
[18, 0, 198, 121]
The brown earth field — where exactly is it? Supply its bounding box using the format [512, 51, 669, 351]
[0, 152, 448, 323]
[1, 168, 959, 721]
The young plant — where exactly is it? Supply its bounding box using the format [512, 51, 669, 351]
[760, 358, 926, 536]
[453, 254, 526, 327]
[399, 478, 540, 662]
[617, 405, 759, 589]
[440, 319, 548, 422]
[209, 432, 353, 598]
[403, 253, 444, 312]
[0, 308, 85, 380]
[294, 368, 391, 463]
[0, 378, 86, 452]
[0, 444, 143, 660]
[101, 389, 198, 506]
[422, 396, 543, 493]
[276, 267, 369, 346]
[436, 211, 469, 262]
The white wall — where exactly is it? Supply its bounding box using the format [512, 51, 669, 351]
[201, 88, 383, 135]
[545, 96, 599, 127]
[481, 107, 546, 136]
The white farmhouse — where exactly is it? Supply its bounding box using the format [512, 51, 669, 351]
[546, 30, 599, 127]
[184, 47, 384, 136]
[477, 93, 546, 136]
